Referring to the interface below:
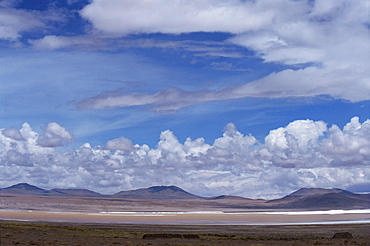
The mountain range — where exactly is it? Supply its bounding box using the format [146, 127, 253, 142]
[1, 183, 369, 209]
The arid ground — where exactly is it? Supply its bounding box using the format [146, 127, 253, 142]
[1, 194, 370, 245]
[1, 220, 370, 246]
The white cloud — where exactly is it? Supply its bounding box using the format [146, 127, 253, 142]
[29, 35, 105, 50]
[37, 122, 75, 147]
[0, 7, 44, 41]
[1, 117, 369, 198]
[320, 117, 370, 166]
[76, 87, 228, 113]
[0, 1, 65, 44]
[76, 63, 367, 111]
[233, 65, 370, 102]
[3, 1, 369, 105]
[80, 0, 274, 35]
[74, 0, 369, 108]
[104, 136, 134, 151]
[80, 0, 369, 67]
[3, 0, 368, 110]
[2, 128, 24, 141]
[1, 1, 368, 197]
[264, 119, 327, 151]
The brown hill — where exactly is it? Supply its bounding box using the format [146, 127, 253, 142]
[113, 185, 203, 199]
[281, 193, 370, 209]
[1, 183, 369, 209]
[267, 188, 369, 209]
[288, 188, 352, 198]
[50, 188, 103, 197]
[0, 183, 50, 196]
[0, 183, 102, 198]
[209, 195, 256, 200]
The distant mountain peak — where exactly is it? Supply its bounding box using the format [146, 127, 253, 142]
[0, 183, 47, 196]
[289, 188, 352, 198]
[210, 195, 250, 200]
[148, 185, 185, 192]
[2, 183, 368, 209]
[113, 185, 202, 199]
[51, 188, 103, 197]
[0, 183, 103, 198]
[8, 183, 44, 191]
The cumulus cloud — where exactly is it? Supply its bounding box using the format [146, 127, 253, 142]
[103, 136, 134, 151]
[258, 119, 328, 168]
[2, 128, 25, 141]
[264, 119, 327, 151]
[37, 122, 75, 147]
[74, 0, 369, 110]
[320, 117, 370, 166]
[1, 117, 369, 198]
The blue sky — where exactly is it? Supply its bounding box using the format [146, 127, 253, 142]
[1, 0, 369, 198]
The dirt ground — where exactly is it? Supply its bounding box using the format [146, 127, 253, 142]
[1, 220, 369, 246]
[1, 194, 370, 245]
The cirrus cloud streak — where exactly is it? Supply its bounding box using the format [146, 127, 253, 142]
[1, 0, 369, 104]
[74, 0, 370, 109]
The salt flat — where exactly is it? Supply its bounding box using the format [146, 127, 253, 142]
[1, 209, 369, 225]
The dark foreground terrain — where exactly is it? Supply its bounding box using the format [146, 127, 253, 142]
[1, 220, 369, 246]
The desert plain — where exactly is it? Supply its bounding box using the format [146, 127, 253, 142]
[1, 193, 370, 245]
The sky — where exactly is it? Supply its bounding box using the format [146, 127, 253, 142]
[0, 0, 369, 199]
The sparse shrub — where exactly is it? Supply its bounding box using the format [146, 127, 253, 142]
[332, 232, 353, 239]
